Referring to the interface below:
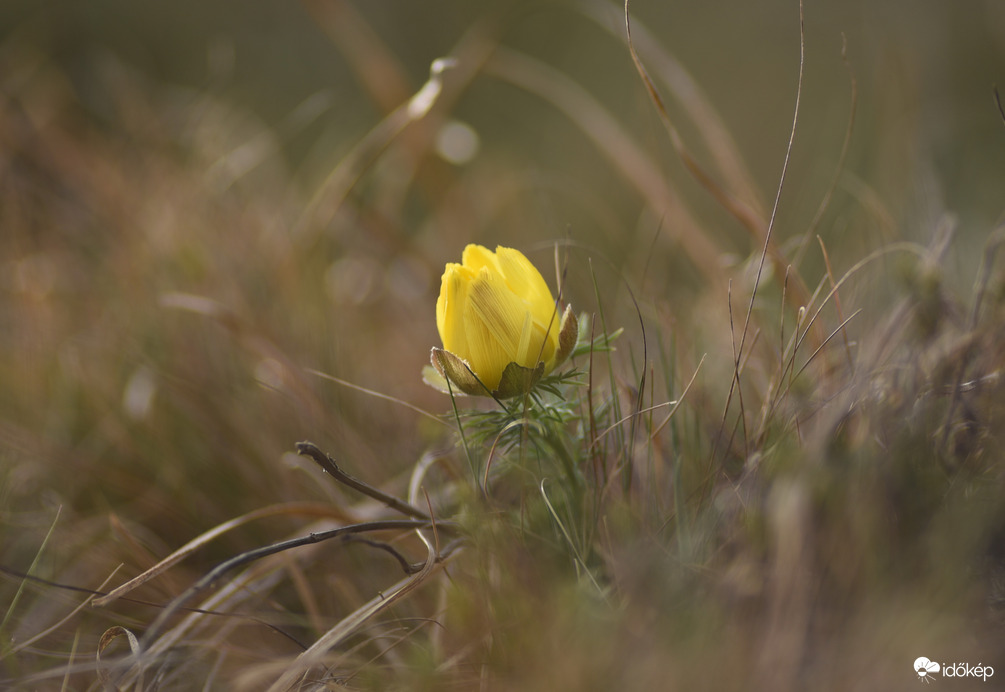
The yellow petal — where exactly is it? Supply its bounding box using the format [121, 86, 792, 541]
[461, 244, 499, 274]
[516, 310, 535, 367]
[533, 318, 558, 368]
[436, 263, 473, 356]
[431, 244, 569, 395]
[494, 246, 555, 311]
[495, 246, 560, 368]
[464, 267, 528, 385]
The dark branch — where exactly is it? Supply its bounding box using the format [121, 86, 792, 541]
[296, 441, 432, 521]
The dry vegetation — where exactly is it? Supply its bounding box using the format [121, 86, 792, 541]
[2, 1, 1004, 690]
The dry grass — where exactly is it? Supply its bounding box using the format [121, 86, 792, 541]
[2, 1, 1004, 690]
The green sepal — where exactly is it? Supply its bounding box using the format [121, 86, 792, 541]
[429, 347, 490, 396]
[421, 364, 452, 394]
[493, 360, 545, 399]
[553, 304, 578, 369]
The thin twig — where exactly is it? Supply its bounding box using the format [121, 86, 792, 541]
[791, 32, 858, 271]
[792, 309, 863, 382]
[296, 441, 432, 521]
[93, 502, 351, 607]
[651, 354, 707, 439]
[727, 280, 750, 457]
[483, 46, 723, 281]
[817, 236, 855, 370]
[707, 0, 806, 497]
[623, 0, 812, 312]
[735, 0, 806, 400]
[587, 314, 601, 486]
[342, 535, 426, 575]
[0, 564, 310, 652]
[264, 540, 449, 692]
[140, 519, 441, 650]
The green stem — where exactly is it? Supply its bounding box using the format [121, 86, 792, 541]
[544, 427, 581, 494]
[446, 377, 478, 491]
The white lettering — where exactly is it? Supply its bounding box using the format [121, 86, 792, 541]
[938, 661, 995, 681]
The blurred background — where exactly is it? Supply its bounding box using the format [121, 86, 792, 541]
[2, 0, 1004, 688]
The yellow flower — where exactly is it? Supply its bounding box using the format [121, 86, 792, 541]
[428, 244, 577, 398]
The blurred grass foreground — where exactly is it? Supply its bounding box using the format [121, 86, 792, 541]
[2, 0, 1005, 690]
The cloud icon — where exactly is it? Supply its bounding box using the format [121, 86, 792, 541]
[915, 657, 940, 682]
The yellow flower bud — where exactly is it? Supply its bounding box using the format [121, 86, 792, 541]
[429, 244, 577, 398]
